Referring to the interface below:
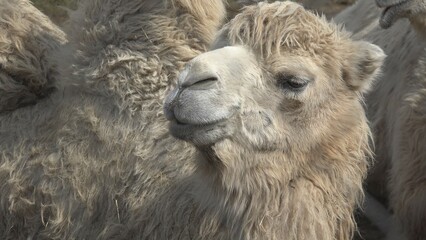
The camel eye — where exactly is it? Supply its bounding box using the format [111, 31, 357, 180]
[276, 74, 309, 92]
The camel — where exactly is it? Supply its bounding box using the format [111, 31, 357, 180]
[157, 1, 385, 239]
[0, 0, 385, 239]
[0, 0, 225, 238]
[0, 0, 67, 113]
[335, 0, 426, 239]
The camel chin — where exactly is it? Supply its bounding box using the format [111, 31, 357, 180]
[376, 0, 426, 29]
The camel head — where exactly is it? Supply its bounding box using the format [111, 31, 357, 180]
[376, 0, 426, 28]
[164, 1, 385, 170]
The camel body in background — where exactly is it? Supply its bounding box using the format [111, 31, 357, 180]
[0, 0, 225, 238]
[335, 0, 426, 239]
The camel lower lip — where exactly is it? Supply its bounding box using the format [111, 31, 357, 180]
[171, 118, 223, 128]
[171, 109, 237, 127]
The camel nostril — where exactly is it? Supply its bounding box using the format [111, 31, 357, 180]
[184, 77, 219, 90]
[194, 77, 218, 85]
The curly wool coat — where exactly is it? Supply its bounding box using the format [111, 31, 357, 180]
[0, 0, 225, 238]
[0, 0, 67, 112]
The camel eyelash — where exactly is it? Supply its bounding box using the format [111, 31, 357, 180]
[276, 74, 310, 92]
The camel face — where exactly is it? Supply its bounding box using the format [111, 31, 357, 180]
[164, 44, 324, 148]
[376, 0, 426, 28]
[165, 1, 386, 150]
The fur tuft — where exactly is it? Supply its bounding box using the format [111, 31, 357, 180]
[0, 0, 67, 112]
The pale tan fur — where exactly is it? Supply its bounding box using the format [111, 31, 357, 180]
[336, 1, 426, 239]
[0, 0, 67, 112]
[160, 2, 384, 239]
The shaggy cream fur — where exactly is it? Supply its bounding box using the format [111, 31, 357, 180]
[0, 0, 67, 112]
[157, 2, 384, 239]
[335, 0, 426, 239]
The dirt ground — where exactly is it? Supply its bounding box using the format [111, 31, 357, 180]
[32, 0, 386, 239]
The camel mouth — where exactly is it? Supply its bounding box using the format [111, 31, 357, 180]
[169, 108, 237, 131]
[164, 82, 240, 146]
[170, 118, 221, 129]
[168, 117, 232, 146]
[166, 103, 237, 127]
[172, 116, 228, 127]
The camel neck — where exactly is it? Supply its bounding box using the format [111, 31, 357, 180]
[191, 144, 361, 240]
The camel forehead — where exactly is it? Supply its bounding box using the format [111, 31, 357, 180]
[195, 46, 250, 60]
[187, 46, 253, 68]
[225, 1, 348, 57]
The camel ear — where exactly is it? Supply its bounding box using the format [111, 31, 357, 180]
[210, 28, 230, 50]
[343, 41, 386, 93]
